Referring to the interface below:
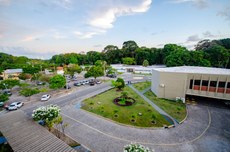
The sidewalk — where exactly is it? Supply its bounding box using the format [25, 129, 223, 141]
[128, 85, 178, 126]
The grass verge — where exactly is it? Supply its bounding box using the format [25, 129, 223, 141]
[81, 87, 170, 127]
[144, 90, 186, 122]
[133, 81, 151, 92]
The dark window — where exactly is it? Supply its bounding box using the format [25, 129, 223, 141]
[218, 81, 226, 88]
[202, 80, 209, 86]
[194, 80, 201, 85]
[227, 82, 230, 88]
[210, 81, 217, 87]
[189, 80, 193, 89]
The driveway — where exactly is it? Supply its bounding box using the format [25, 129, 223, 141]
[61, 104, 230, 152]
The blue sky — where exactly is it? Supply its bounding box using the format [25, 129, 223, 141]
[0, 0, 229, 59]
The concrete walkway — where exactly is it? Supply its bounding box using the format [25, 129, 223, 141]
[128, 85, 179, 126]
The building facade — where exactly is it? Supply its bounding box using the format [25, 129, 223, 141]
[151, 66, 230, 101]
[111, 64, 165, 74]
[1, 69, 23, 80]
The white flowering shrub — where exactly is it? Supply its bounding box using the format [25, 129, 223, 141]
[32, 104, 61, 122]
[124, 143, 154, 152]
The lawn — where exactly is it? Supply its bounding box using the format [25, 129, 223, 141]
[81, 87, 170, 127]
[144, 90, 187, 122]
[133, 81, 151, 92]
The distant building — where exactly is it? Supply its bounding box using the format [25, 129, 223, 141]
[151, 66, 230, 101]
[56, 67, 64, 75]
[2, 69, 23, 80]
[111, 64, 165, 74]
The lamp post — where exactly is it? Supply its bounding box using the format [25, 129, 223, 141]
[3, 83, 7, 90]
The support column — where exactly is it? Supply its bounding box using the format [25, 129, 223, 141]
[207, 76, 211, 95]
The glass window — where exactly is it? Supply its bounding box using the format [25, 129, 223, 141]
[210, 81, 217, 87]
[194, 80, 201, 85]
[189, 80, 193, 89]
[202, 80, 209, 86]
[227, 82, 230, 88]
[218, 81, 226, 88]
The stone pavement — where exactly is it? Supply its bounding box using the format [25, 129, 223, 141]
[59, 103, 230, 152]
[128, 85, 179, 126]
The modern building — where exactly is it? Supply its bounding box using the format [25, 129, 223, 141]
[56, 67, 64, 75]
[151, 66, 230, 101]
[111, 64, 165, 74]
[1, 69, 23, 80]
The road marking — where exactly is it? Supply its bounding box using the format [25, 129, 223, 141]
[61, 107, 212, 146]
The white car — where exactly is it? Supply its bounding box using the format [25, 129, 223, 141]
[41, 94, 51, 101]
[8, 102, 24, 111]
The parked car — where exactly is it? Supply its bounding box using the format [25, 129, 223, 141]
[41, 94, 51, 101]
[89, 81, 95, 86]
[83, 80, 89, 84]
[3, 90, 12, 96]
[8, 102, 24, 111]
[36, 82, 45, 85]
[64, 85, 71, 89]
[74, 82, 81, 86]
[96, 80, 101, 84]
[107, 74, 117, 78]
[0, 102, 4, 107]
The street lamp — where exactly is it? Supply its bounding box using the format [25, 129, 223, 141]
[3, 83, 7, 90]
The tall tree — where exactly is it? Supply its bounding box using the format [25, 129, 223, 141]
[122, 57, 136, 65]
[122, 40, 139, 58]
[84, 66, 104, 79]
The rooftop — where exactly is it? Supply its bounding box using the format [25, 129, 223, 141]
[154, 66, 230, 75]
[4, 69, 23, 74]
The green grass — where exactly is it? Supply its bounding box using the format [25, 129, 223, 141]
[81, 87, 170, 127]
[133, 81, 151, 92]
[144, 90, 186, 122]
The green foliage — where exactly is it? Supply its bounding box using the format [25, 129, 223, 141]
[67, 64, 82, 76]
[85, 66, 104, 79]
[115, 78, 125, 90]
[23, 65, 40, 74]
[143, 60, 149, 67]
[0, 79, 20, 89]
[124, 143, 153, 152]
[0, 94, 9, 102]
[49, 75, 66, 89]
[122, 57, 136, 65]
[39, 74, 51, 83]
[19, 88, 40, 97]
[121, 91, 128, 98]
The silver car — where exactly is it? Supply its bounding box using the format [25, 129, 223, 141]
[8, 102, 24, 111]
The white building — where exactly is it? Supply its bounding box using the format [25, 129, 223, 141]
[111, 64, 165, 74]
[151, 66, 230, 101]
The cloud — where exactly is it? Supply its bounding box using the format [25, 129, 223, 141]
[93, 44, 102, 48]
[202, 31, 215, 38]
[169, 0, 208, 9]
[21, 35, 40, 42]
[0, 0, 11, 6]
[187, 34, 201, 42]
[89, 0, 152, 29]
[217, 6, 230, 22]
[39, 0, 72, 9]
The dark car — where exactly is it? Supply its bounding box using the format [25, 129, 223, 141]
[107, 74, 117, 78]
[89, 80, 95, 86]
[64, 85, 71, 89]
[3, 90, 12, 96]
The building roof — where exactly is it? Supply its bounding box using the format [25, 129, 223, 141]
[4, 69, 22, 74]
[153, 66, 230, 75]
[111, 64, 165, 70]
[56, 67, 64, 70]
[0, 110, 75, 152]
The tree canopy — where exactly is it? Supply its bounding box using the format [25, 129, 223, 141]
[49, 75, 66, 89]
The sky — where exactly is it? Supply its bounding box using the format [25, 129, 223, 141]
[0, 0, 230, 59]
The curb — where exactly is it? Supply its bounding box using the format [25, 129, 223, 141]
[179, 105, 188, 124]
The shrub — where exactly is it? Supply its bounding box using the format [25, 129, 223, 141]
[123, 143, 154, 152]
[20, 88, 40, 97]
[0, 94, 9, 102]
[49, 75, 66, 89]
[32, 104, 61, 131]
